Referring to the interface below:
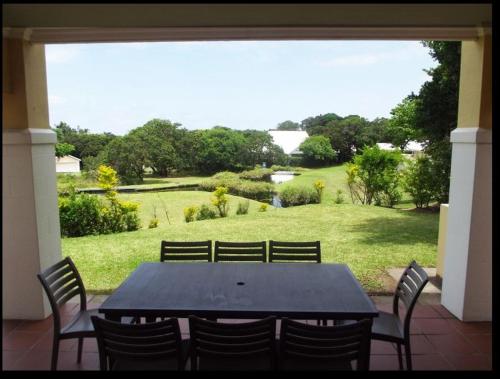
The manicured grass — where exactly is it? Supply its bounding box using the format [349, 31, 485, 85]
[62, 190, 438, 294]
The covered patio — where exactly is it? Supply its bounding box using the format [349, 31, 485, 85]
[3, 4, 492, 371]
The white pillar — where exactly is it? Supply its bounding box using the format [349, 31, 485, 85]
[2, 128, 62, 319]
[441, 127, 491, 321]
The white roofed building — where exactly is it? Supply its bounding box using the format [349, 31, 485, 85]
[55, 155, 81, 173]
[268, 130, 309, 156]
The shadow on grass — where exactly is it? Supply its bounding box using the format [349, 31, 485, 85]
[347, 209, 439, 246]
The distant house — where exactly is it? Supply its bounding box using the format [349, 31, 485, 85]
[268, 130, 309, 156]
[55, 155, 81, 173]
[376, 141, 425, 157]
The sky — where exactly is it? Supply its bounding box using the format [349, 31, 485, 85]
[45, 41, 437, 136]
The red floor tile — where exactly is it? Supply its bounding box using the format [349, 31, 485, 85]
[3, 330, 45, 351]
[2, 350, 28, 370]
[411, 305, 442, 319]
[370, 355, 401, 370]
[414, 318, 456, 335]
[443, 354, 492, 370]
[426, 334, 480, 355]
[370, 340, 397, 355]
[462, 334, 492, 354]
[15, 316, 54, 333]
[447, 319, 492, 335]
[31, 330, 77, 352]
[408, 334, 437, 355]
[2, 320, 22, 336]
[412, 354, 454, 370]
[431, 304, 456, 319]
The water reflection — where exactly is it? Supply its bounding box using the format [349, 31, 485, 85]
[270, 171, 295, 184]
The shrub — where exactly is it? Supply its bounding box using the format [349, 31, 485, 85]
[199, 172, 274, 202]
[346, 145, 403, 207]
[270, 165, 305, 172]
[184, 206, 198, 223]
[299, 135, 337, 167]
[196, 204, 217, 220]
[334, 189, 345, 204]
[403, 156, 435, 208]
[279, 185, 320, 207]
[211, 186, 230, 217]
[148, 218, 159, 229]
[58, 192, 102, 237]
[239, 168, 273, 182]
[258, 203, 268, 212]
[236, 200, 250, 215]
[313, 180, 326, 203]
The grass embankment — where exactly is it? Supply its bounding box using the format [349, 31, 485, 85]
[62, 178, 438, 294]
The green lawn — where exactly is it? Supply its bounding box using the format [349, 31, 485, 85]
[62, 166, 439, 294]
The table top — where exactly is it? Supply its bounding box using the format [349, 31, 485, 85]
[99, 262, 378, 320]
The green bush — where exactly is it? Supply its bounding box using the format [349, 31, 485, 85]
[403, 156, 435, 208]
[184, 206, 198, 223]
[236, 200, 250, 215]
[211, 186, 230, 217]
[346, 145, 403, 207]
[239, 168, 273, 182]
[278, 185, 320, 207]
[59, 192, 102, 237]
[148, 218, 159, 229]
[196, 204, 217, 220]
[270, 165, 305, 172]
[333, 189, 345, 204]
[199, 172, 274, 202]
[258, 203, 268, 212]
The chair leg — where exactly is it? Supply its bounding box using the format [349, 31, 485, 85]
[396, 343, 404, 370]
[51, 337, 60, 370]
[404, 343, 412, 371]
[77, 337, 84, 363]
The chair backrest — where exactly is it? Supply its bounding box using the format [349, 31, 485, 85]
[37, 256, 87, 333]
[160, 240, 212, 262]
[214, 241, 267, 262]
[269, 240, 321, 263]
[279, 318, 373, 371]
[91, 316, 185, 371]
[393, 260, 429, 336]
[188, 315, 276, 371]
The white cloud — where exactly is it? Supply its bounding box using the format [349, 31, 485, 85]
[45, 45, 80, 64]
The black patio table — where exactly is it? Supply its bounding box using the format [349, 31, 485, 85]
[99, 262, 378, 321]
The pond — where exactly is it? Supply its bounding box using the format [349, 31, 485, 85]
[270, 171, 296, 208]
[270, 171, 295, 184]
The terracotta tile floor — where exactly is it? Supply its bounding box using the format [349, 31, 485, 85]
[2, 294, 492, 371]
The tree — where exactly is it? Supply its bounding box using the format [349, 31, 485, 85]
[103, 135, 147, 184]
[276, 120, 300, 131]
[387, 96, 420, 150]
[53, 121, 116, 160]
[299, 135, 336, 167]
[300, 113, 342, 135]
[197, 127, 247, 174]
[241, 130, 287, 167]
[325, 115, 369, 163]
[55, 142, 75, 158]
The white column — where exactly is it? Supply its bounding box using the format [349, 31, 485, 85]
[2, 128, 62, 319]
[441, 127, 491, 321]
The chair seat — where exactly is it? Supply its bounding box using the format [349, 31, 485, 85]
[61, 309, 134, 337]
[371, 311, 404, 342]
[112, 339, 190, 371]
[61, 309, 100, 337]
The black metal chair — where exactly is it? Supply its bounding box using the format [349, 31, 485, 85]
[160, 240, 212, 262]
[370, 260, 428, 370]
[214, 241, 267, 262]
[37, 256, 131, 370]
[278, 318, 373, 371]
[188, 315, 277, 371]
[269, 240, 324, 325]
[91, 316, 189, 371]
[269, 240, 321, 263]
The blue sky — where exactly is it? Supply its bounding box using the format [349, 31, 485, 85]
[45, 41, 437, 136]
